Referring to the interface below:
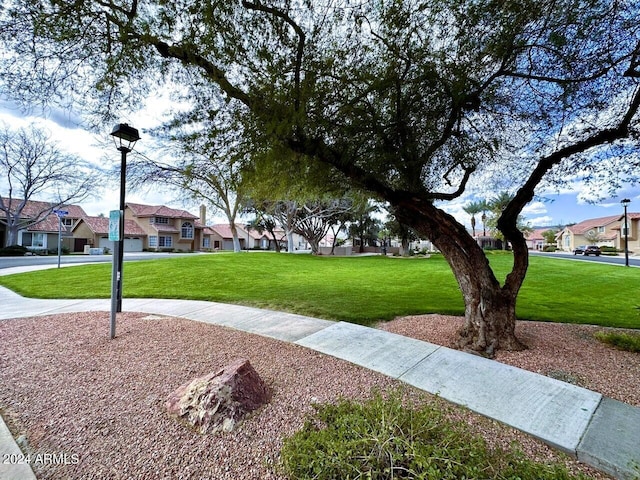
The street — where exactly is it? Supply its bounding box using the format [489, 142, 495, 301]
[530, 250, 640, 267]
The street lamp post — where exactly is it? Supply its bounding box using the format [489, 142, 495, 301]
[109, 123, 140, 339]
[621, 198, 631, 267]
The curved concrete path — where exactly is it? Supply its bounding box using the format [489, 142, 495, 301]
[0, 272, 638, 479]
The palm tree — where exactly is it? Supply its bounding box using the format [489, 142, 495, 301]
[463, 201, 484, 237]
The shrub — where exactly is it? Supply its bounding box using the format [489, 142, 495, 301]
[543, 245, 557, 252]
[594, 331, 640, 353]
[280, 390, 587, 480]
[0, 245, 29, 256]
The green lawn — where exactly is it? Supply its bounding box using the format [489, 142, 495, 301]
[0, 252, 638, 328]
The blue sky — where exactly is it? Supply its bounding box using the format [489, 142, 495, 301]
[1, 99, 639, 228]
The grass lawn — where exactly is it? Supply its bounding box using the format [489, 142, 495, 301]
[0, 252, 638, 328]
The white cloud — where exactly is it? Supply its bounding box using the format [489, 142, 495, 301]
[528, 215, 554, 226]
[522, 201, 547, 215]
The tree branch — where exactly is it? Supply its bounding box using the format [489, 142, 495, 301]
[242, 1, 306, 113]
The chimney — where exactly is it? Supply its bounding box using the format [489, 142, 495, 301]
[199, 204, 206, 226]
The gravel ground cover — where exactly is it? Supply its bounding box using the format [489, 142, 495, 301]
[0, 312, 625, 479]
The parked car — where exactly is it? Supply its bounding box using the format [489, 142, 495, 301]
[574, 245, 601, 256]
[583, 245, 601, 256]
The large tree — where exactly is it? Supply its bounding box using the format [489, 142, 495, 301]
[0, 123, 96, 246]
[2, 1, 639, 355]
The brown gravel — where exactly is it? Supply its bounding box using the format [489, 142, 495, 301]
[0, 312, 627, 479]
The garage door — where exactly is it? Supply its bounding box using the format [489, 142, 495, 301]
[98, 237, 144, 252]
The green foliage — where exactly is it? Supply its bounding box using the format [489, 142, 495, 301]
[0, 244, 28, 256]
[542, 229, 559, 245]
[280, 390, 588, 480]
[594, 331, 640, 353]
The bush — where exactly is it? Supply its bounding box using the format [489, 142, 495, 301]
[543, 245, 557, 252]
[280, 390, 587, 480]
[0, 245, 28, 256]
[47, 246, 70, 255]
[594, 331, 640, 353]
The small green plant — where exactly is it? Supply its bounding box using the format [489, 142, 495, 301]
[280, 390, 588, 480]
[594, 331, 640, 353]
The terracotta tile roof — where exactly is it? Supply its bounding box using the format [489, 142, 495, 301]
[525, 228, 551, 241]
[567, 215, 621, 234]
[77, 216, 147, 236]
[210, 224, 265, 240]
[1, 197, 87, 233]
[210, 224, 235, 239]
[126, 202, 197, 220]
[1, 197, 86, 220]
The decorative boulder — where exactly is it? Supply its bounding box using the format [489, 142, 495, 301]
[166, 358, 271, 434]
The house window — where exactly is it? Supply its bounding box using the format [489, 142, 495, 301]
[153, 217, 169, 224]
[159, 236, 172, 247]
[622, 221, 630, 237]
[597, 226, 605, 233]
[62, 218, 74, 227]
[149, 236, 158, 247]
[181, 221, 194, 239]
[203, 237, 210, 248]
[32, 233, 45, 247]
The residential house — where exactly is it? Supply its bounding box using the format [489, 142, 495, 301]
[525, 228, 553, 250]
[615, 212, 640, 253]
[204, 224, 271, 251]
[0, 198, 86, 251]
[72, 216, 148, 252]
[125, 203, 203, 252]
[557, 214, 628, 252]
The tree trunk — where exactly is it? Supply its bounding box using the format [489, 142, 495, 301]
[7, 226, 18, 246]
[395, 200, 526, 357]
[286, 230, 295, 253]
[309, 238, 320, 255]
[230, 225, 242, 252]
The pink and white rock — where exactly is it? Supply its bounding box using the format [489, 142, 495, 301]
[166, 358, 271, 434]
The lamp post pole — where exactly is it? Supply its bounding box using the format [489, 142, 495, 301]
[116, 146, 128, 312]
[109, 123, 140, 339]
[621, 198, 630, 267]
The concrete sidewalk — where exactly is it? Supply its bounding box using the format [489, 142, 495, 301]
[0, 285, 638, 479]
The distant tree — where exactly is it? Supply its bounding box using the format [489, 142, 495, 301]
[245, 207, 283, 252]
[0, 123, 96, 246]
[486, 192, 533, 249]
[294, 198, 353, 255]
[385, 208, 418, 256]
[542, 229, 559, 246]
[463, 201, 484, 237]
[348, 202, 382, 253]
[584, 229, 603, 245]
